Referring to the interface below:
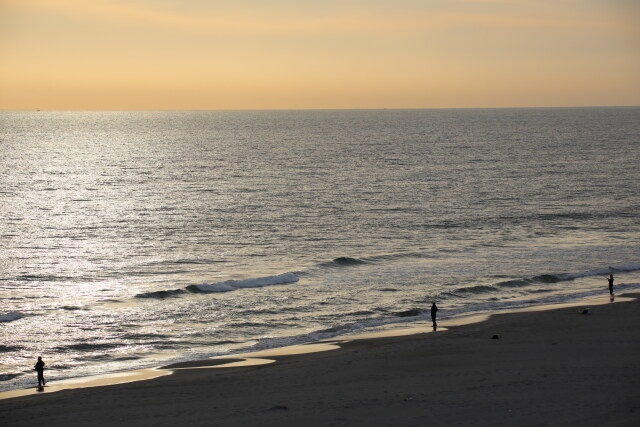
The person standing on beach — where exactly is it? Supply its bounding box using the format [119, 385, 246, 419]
[431, 302, 438, 330]
[608, 274, 614, 297]
[34, 356, 46, 388]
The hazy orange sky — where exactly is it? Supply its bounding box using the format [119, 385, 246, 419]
[1, 0, 639, 110]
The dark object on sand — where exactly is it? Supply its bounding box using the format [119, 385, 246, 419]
[268, 405, 289, 411]
[580, 308, 591, 315]
[492, 334, 501, 339]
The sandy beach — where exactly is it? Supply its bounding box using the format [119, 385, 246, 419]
[2, 294, 639, 426]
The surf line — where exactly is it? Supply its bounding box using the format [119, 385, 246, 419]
[0, 294, 626, 401]
[0, 342, 345, 401]
[166, 341, 345, 371]
[0, 368, 172, 401]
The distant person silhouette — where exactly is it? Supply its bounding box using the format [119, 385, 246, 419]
[34, 356, 45, 388]
[608, 274, 614, 298]
[431, 302, 438, 330]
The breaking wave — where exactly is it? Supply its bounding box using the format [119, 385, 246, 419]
[321, 257, 368, 267]
[0, 373, 22, 382]
[189, 272, 299, 294]
[134, 272, 299, 299]
[440, 264, 640, 299]
[56, 342, 123, 352]
[135, 273, 299, 299]
[557, 264, 640, 280]
[456, 285, 497, 294]
[396, 309, 421, 317]
[495, 264, 640, 289]
[135, 289, 187, 299]
[316, 252, 431, 269]
[0, 312, 23, 323]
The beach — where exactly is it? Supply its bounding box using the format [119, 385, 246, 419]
[2, 294, 638, 426]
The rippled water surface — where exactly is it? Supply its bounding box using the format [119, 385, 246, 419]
[1, 108, 639, 390]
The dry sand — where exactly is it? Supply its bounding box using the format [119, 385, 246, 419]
[1, 294, 639, 426]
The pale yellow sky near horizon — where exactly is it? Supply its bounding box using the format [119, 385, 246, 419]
[1, 0, 639, 110]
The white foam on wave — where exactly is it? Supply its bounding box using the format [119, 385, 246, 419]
[557, 264, 640, 281]
[0, 312, 23, 323]
[558, 268, 612, 280]
[195, 272, 299, 293]
[195, 283, 237, 293]
[441, 281, 640, 319]
[612, 263, 640, 272]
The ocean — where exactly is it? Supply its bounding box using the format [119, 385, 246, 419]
[1, 108, 639, 392]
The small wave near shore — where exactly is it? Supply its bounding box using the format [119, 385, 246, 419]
[135, 272, 299, 299]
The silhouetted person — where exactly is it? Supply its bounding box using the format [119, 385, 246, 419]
[34, 356, 45, 388]
[431, 302, 438, 330]
[608, 274, 614, 298]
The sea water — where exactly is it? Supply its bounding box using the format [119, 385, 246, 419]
[1, 108, 639, 391]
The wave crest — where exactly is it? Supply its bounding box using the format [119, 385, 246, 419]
[134, 273, 300, 299]
[319, 257, 368, 268]
[191, 272, 299, 294]
[0, 312, 23, 323]
[332, 257, 367, 266]
[135, 289, 187, 299]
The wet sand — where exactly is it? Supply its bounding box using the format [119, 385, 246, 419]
[1, 294, 639, 426]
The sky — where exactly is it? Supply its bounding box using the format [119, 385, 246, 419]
[1, 0, 639, 110]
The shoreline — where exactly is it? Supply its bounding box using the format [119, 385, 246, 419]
[0, 293, 632, 401]
[2, 293, 639, 426]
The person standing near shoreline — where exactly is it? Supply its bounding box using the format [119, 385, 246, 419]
[431, 302, 438, 330]
[34, 356, 46, 388]
[608, 274, 614, 298]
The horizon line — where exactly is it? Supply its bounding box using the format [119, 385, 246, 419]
[2, 105, 639, 113]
